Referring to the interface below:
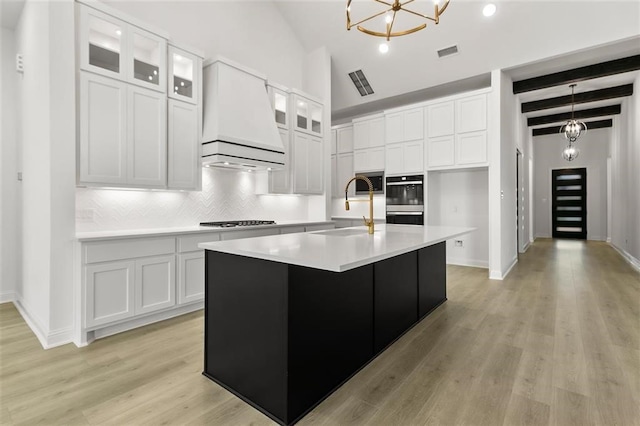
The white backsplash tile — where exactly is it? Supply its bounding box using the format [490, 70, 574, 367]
[76, 168, 309, 232]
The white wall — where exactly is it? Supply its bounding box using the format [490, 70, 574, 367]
[1, 26, 22, 303]
[102, 0, 306, 90]
[76, 168, 309, 231]
[12, 0, 76, 347]
[610, 73, 640, 267]
[428, 169, 489, 268]
[533, 128, 610, 241]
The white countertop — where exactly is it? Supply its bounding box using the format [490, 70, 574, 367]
[199, 224, 475, 272]
[75, 220, 334, 241]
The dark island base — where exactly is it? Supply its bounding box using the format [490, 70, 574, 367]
[203, 242, 447, 425]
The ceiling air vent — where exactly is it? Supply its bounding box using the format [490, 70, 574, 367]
[348, 70, 374, 96]
[437, 45, 459, 58]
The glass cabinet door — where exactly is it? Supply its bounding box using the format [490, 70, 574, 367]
[269, 86, 288, 128]
[128, 26, 166, 92]
[292, 93, 323, 136]
[295, 97, 309, 132]
[168, 47, 199, 104]
[80, 6, 125, 78]
[310, 102, 323, 135]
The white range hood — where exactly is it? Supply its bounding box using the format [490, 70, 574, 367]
[201, 57, 285, 170]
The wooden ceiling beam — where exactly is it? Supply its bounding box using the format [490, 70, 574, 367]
[532, 119, 613, 137]
[521, 84, 633, 113]
[527, 105, 621, 127]
[513, 55, 640, 94]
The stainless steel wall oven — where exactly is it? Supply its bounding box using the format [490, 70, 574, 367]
[386, 174, 424, 225]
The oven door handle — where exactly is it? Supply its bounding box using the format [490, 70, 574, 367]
[386, 211, 424, 216]
[386, 181, 423, 186]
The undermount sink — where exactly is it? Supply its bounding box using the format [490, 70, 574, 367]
[312, 228, 375, 237]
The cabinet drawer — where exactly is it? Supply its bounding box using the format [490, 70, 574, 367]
[178, 233, 221, 253]
[85, 237, 175, 264]
[220, 228, 280, 241]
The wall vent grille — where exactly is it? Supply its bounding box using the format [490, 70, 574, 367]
[437, 45, 459, 58]
[348, 70, 374, 96]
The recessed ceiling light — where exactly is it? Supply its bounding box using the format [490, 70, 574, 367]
[379, 43, 389, 54]
[115, 29, 121, 36]
[224, 162, 229, 165]
[483, 3, 496, 17]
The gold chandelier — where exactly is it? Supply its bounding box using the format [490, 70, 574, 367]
[346, 0, 451, 41]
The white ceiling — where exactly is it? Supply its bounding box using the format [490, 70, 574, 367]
[274, 0, 640, 121]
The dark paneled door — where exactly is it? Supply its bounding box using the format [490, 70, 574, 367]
[552, 168, 587, 239]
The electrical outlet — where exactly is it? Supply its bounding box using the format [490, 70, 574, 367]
[455, 240, 463, 247]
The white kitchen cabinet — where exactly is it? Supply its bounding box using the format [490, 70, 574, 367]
[427, 101, 455, 138]
[385, 141, 423, 175]
[331, 130, 337, 155]
[456, 94, 487, 133]
[354, 147, 384, 173]
[79, 4, 167, 93]
[385, 107, 424, 144]
[426, 92, 488, 170]
[353, 115, 384, 150]
[427, 135, 455, 168]
[79, 72, 168, 188]
[331, 155, 337, 197]
[269, 129, 291, 194]
[177, 252, 204, 305]
[168, 45, 201, 105]
[337, 152, 355, 198]
[127, 85, 167, 187]
[85, 261, 135, 328]
[456, 131, 487, 165]
[79, 5, 126, 80]
[268, 84, 289, 129]
[293, 132, 323, 194]
[336, 125, 354, 153]
[134, 255, 175, 315]
[79, 72, 128, 185]
[168, 99, 200, 190]
[128, 25, 166, 93]
[292, 91, 323, 137]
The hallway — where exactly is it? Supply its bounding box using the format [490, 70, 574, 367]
[1, 239, 638, 425]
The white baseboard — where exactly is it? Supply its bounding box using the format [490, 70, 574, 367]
[0, 292, 16, 304]
[446, 258, 489, 269]
[85, 301, 204, 346]
[520, 241, 531, 253]
[489, 269, 503, 280]
[502, 256, 518, 279]
[13, 297, 73, 349]
[606, 237, 612, 243]
[610, 243, 640, 273]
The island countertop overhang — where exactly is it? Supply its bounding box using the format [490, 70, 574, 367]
[198, 224, 475, 272]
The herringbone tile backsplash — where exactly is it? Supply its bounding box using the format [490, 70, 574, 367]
[76, 168, 309, 232]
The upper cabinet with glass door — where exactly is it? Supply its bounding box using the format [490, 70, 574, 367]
[168, 46, 201, 104]
[291, 90, 323, 137]
[80, 6, 126, 79]
[128, 26, 166, 92]
[268, 83, 289, 129]
[79, 4, 167, 93]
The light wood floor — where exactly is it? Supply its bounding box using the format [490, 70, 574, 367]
[1, 239, 639, 425]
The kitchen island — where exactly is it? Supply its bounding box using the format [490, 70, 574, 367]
[199, 224, 473, 425]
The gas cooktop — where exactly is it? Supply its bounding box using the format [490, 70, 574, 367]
[199, 220, 276, 228]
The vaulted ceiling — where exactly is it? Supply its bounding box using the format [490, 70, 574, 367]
[274, 1, 640, 122]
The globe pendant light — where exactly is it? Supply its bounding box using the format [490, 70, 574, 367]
[560, 84, 587, 142]
[562, 141, 580, 162]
